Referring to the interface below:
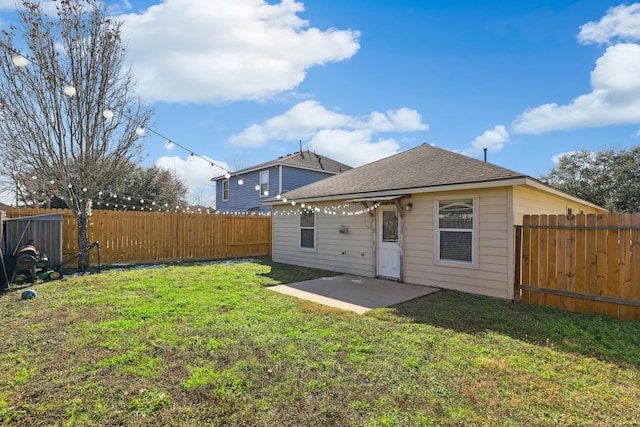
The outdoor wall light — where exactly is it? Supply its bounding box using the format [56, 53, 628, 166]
[339, 225, 349, 234]
[405, 203, 413, 211]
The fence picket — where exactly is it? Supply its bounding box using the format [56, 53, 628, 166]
[574, 214, 586, 313]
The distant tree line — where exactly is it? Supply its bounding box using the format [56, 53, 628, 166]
[540, 146, 640, 213]
[10, 161, 189, 211]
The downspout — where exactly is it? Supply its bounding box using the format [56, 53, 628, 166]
[278, 165, 283, 195]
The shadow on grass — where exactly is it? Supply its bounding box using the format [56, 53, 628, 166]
[254, 257, 341, 285]
[390, 290, 640, 368]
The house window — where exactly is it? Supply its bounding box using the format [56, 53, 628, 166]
[300, 210, 315, 249]
[438, 198, 474, 263]
[222, 180, 229, 201]
[260, 170, 269, 197]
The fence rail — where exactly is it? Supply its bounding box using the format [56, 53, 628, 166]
[516, 213, 640, 321]
[6, 207, 272, 265]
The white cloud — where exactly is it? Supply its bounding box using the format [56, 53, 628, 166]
[578, 3, 640, 45]
[118, 0, 360, 103]
[308, 129, 399, 167]
[463, 125, 509, 156]
[0, 0, 16, 9]
[227, 100, 429, 166]
[155, 155, 230, 206]
[0, 1, 56, 12]
[551, 151, 577, 164]
[512, 43, 640, 134]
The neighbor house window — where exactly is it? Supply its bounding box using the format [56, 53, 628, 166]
[260, 170, 269, 197]
[300, 210, 316, 249]
[437, 198, 474, 263]
[222, 180, 229, 201]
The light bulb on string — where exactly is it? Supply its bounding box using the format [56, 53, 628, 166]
[224, 172, 231, 179]
[263, 190, 269, 196]
[102, 109, 114, 119]
[238, 178, 244, 185]
[188, 153, 195, 161]
[11, 54, 28, 68]
[63, 85, 76, 97]
[276, 194, 281, 200]
[135, 127, 145, 136]
[254, 184, 260, 191]
[166, 140, 175, 149]
[282, 198, 287, 203]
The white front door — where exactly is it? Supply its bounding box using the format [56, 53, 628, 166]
[377, 206, 401, 279]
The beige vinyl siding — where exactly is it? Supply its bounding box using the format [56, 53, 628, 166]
[403, 188, 512, 299]
[272, 201, 375, 276]
[512, 185, 604, 225]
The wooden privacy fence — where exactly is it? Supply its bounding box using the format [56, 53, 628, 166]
[6, 207, 272, 265]
[515, 213, 640, 321]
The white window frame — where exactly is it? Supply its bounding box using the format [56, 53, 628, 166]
[299, 210, 316, 251]
[222, 179, 229, 201]
[435, 195, 478, 267]
[260, 170, 269, 198]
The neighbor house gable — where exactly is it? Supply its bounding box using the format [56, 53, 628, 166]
[213, 150, 352, 213]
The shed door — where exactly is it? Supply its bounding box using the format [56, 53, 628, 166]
[377, 206, 401, 279]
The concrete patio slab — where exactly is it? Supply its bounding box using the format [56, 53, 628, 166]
[268, 275, 440, 314]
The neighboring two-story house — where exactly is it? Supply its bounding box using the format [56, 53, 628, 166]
[212, 150, 352, 213]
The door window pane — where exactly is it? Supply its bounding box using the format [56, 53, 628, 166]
[382, 210, 398, 242]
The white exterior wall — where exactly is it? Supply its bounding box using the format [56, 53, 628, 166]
[403, 188, 513, 299]
[271, 200, 376, 277]
[271, 184, 605, 301]
[512, 186, 604, 225]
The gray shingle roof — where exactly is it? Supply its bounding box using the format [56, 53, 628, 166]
[212, 150, 352, 180]
[268, 144, 527, 201]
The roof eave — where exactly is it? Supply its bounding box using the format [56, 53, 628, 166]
[211, 162, 341, 182]
[523, 177, 607, 211]
[265, 177, 531, 205]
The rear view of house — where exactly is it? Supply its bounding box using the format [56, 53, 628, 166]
[265, 144, 605, 300]
[212, 150, 351, 213]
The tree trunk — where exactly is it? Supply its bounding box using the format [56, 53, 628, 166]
[76, 213, 90, 273]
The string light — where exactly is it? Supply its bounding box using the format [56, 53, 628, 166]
[135, 127, 145, 136]
[102, 109, 114, 119]
[166, 140, 175, 149]
[63, 85, 76, 97]
[11, 54, 28, 67]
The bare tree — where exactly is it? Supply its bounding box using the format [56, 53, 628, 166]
[0, 0, 152, 271]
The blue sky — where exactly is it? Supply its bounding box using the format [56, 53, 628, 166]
[2, 0, 640, 206]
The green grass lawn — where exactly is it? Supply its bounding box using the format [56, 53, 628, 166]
[1, 257, 640, 426]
